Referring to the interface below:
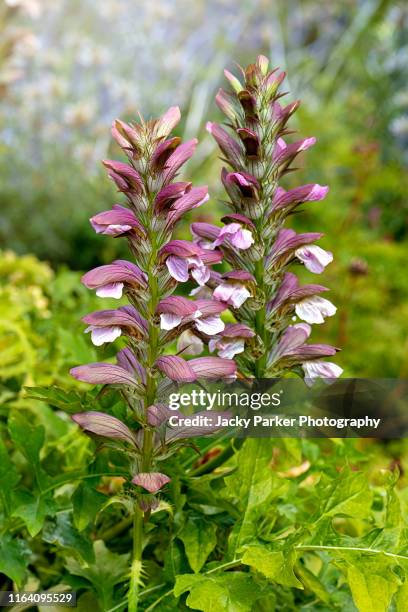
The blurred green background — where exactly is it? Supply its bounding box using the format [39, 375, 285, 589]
[0, 0, 408, 386]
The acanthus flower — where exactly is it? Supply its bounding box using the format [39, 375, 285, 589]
[81, 259, 148, 299]
[209, 323, 255, 359]
[159, 240, 222, 285]
[212, 270, 255, 309]
[205, 55, 341, 384]
[157, 295, 227, 335]
[70, 106, 236, 590]
[82, 305, 148, 345]
[90, 204, 146, 237]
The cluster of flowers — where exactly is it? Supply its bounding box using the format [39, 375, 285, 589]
[187, 55, 343, 383]
[70, 56, 342, 506]
[70, 107, 236, 503]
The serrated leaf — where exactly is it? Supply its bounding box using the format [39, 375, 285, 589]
[318, 470, 373, 521]
[8, 411, 44, 466]
[178, 515, 217, 573]
[335, 556, 401, 612]
[0, 535, 30, 586]
[242, 545, 303, 589]
[65, 540, 129, 609]
[12, 488, 56, 537]
[24, 386, 87, 414]
[43, 511, 94, 564]
[72, 482, 106, 531]
[223, 439, 288, 556]
[163, 540, 189, 582]
[174, 572, 265, 612]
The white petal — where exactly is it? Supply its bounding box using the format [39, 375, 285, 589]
[96, 282, 124, 299]
[166, 256, 189, 282]
[230, 286, 251, 308]
[302, 361, 343, 387]
[106, 224, 132, 236]
[86, 326, 122, 346]
[213, 283, 235, 302]
[296, 245, 333, 274]
[177, 330, 204, 355]
[195, 315, 225, 335]
[160, 313, 183, 330]
[218, 339, 245, 359]
[295, 296, 336, 324]
[230, 228, 254, 250]
[191, 263, 210, 286]
[208, 338, 219, 353]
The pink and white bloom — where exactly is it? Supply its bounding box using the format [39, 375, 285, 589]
[90, 204, 145, 237]
[295, 296, 337, 324]
[267, 272, 329, 314]
[266, 229, 324, 271]
[271, 184, 329, 212]
[82, 306, 147, 346]
[273, 136, 316, 165]
[302, 361, 343, 387]
[269, 323, 338, 368]
[213, 271, 254, 309]
[212, 223, 254, 250]
[82, 260, 148, 299]
[160, 240, 222, 285]
[295, 245, 333, 274]
[156, 296, 226, 335]
[191, 221, 254, 252]
[209, 323, 255, 359]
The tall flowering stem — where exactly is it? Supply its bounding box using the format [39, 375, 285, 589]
[194, 55, 342, 384]
[70, 108, 235, 611]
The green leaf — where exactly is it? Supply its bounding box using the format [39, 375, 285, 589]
[0, 534, 30, 586]
[174, 572, 265, 612]
[0, 433, 20, 514]
[317, 470, 373, 522]
[295, 563, 331, 604]
[72, 482, 106, 531]
[24, 386, 88, 414]
[8, 411, 45, 466]
[223, 439, 288, 556]
[335, 556, 401, 612]
[65, 540, 129, 610]
[58, 327, 97, 363]
[242, 545, 303, 589]
[395, 578, 408, 612]
[163, 540, 189, 583]
[43, 512, 95, 564]
[178, 515, 217, 573]
[12, 488, 56, 537]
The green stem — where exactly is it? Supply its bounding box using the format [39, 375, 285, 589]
[254, 258, 267, 378]
[128, 506, 144, 612]
[128, 203, 161, 611]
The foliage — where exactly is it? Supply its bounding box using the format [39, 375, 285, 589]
[2, 379, 408, 612]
